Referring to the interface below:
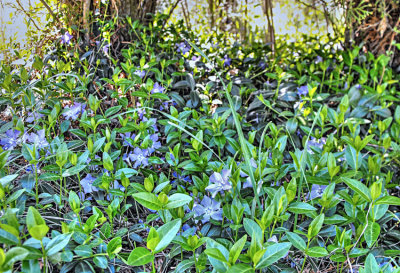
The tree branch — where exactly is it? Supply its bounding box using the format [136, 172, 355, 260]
[38, 0, 56, 21]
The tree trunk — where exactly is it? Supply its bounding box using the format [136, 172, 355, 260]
[112, 0, 158, 23]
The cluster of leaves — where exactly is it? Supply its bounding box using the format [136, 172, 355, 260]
[0, 12, 400, 273]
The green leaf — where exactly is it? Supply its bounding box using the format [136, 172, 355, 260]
[0, 229, 19, 245]
[45, 233, 72, 256]
[364, 253, 379, 273]
[62, 165, 87, 177]
[38, 173, 60, 181]
[204, 248, 228, 263]
[287, 202, 317, 214]
[285, 232, 306, 251]
[93, 256, 108, 269]
[107, 237, 122, 257]
[375, 195, 400, 206]
[132, 192, 162, 211]
[164, 193, 192, 209]
[26, 207, 46, 230]
[151, 93, 170, 100]
[154, 218, 181, 253]
[308, 214, 324, 239]
[127, 247, 154, 266]
[342, 177, 371, 202]
[3, 247, 29, 268]
[227, 264, 255, 273]
[243, 218, 263, 242]
[255, 242, 291, 269]
[105, 105, 122, 117]
[102, 152, 114, 172]
[0, 174, 18, 186]
[28, 225, 49, 241]
[75, 245, 93, 258]
[306, 247, 328, 257]
[364, 222, 380, 248]
[229, 235, 247, 264]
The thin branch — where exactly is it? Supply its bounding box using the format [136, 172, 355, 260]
[161, 0, 182, 30]
[15, 0, 41, 31]
[38, 0, 56, 21]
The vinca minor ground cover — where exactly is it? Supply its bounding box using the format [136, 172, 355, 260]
[0, 10, 400, 273]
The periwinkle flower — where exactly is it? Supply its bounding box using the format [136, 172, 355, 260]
[102, 44, 110, 54]
[0, 130, 21, 150]
[151, 82, 165, 94]
[193, 196, 223, 223]
[26, 112, 44, 123]
[309, 184, 327, 200]
[134, 70, 146, 78]
[306, 137, 326, 154]
[61, 31, 73, 44]
[80, 174, 98, 194]
[172, 171, 191, 185]
[120, 132, 135, 147]
[176, 42, 190, 54]
[63, 102, 86, 121]
[315, 56, 323, 64]
[148, 134, 161, 154]
[223, 55, 232, 66]
[297, 85, 309, 97]
[128, 148, 149, 168]
[205, 169, 232, 197]
[258, 61, 267, 69]
[28, 129, 48, 149]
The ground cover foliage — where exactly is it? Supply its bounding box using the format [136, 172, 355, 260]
[0, 14, 400, 273]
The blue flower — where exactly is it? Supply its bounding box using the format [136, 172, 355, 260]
[27, 129, 49, 149]
[151, 82, 165, 94]
[62, 102, 86, 121]
[172, 171, 191, 184]
[315, 56, 323, 64]
[128, 148, 149, 168]
[148, 134, 161, 154]
[309, 184, 327, 200]
[297, 85, 309, 97]
[120, 132, 135, 147]
[26, 112, 44, 123]
[176, 42, 190, 54]
[205, 170, 232, 198]
[223, 55, 232, 66]
[102, 44, 110, 54]
[193, 196, 223, 223]
[61, 31, 73, 44]
[0, 130, 21, 150]
[134, 70, 146, 78]
[306, 137, 326, 154]
[80, 174, 98, 194]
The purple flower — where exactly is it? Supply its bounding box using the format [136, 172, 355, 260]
[297, 85, 308, 97]
[172, 171, 191, 184]
[306, 137, 326, 154]
[134, 70, 146, 78]
[61, 31, 73, 44]
[28, 129, 48, 149]
[151, 82, 165, 94]
[128, 148, 149, 168]
[0, 130, 21, 150]
[258, 61, 267, 69]
[148, 134, 161, 154]
[80, 174, 98, 194]
[206, 170, 232, 198]
[193, 196, 223, 223]
[192, 56, 200, 62]
[102, 44, 110, 54]
[309, 184, 327, 200]
[62, 102, 86, 121]
[26, 112, 44, 123]
[315, 56, 323, 64]
[223, 55, 232, 66]
[136, 102, 146, 119]
[176, 42, 190, 54]
[120, 132, 135, 147]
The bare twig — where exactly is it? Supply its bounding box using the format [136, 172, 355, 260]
[38, 0, 56, 21]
